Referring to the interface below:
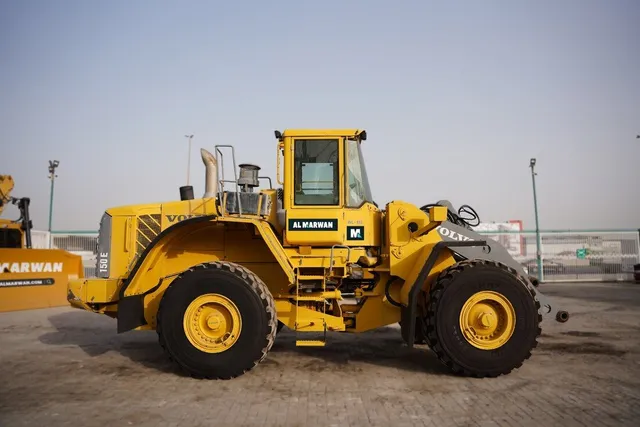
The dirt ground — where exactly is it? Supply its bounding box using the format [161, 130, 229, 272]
[1, 282, 639, 427]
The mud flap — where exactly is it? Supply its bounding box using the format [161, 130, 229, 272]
[117, 278, 166, 333]
[117, 295, 147, 333]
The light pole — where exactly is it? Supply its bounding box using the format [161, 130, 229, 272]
[184, 134, 193, 185]
[530, 158, 543, 282]
[48, 160, 60, 232]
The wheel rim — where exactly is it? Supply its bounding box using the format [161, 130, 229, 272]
[459, 291, 515, 350]
[183, 294, 242, 353]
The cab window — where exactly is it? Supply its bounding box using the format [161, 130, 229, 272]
[294, 139, 339, 206]
[345, 138, 373, 207]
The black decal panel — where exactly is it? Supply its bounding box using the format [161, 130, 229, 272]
[346, 226, 365, 240]
[287, 219, 338, 231]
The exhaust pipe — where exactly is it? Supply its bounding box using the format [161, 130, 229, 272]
[200, 148, 218, 198]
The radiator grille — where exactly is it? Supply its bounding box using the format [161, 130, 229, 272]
[136, 214, 161, 258]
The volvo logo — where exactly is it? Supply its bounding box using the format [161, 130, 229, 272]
[166, 214, 204, 223]
[436, 225, 473, 242]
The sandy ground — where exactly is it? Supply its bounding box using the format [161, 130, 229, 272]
[1, 282, 639, 427]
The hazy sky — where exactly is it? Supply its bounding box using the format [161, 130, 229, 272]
[1, 1, 639, 232]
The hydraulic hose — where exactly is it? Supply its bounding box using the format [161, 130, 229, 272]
[420, 202, 481, 229]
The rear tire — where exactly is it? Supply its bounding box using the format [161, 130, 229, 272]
[157, 261, 277, 379]
[424, 259, 541, 378]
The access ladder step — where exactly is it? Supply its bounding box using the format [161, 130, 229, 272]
[295, 296, 326, 302]
[295, 321, 327, 332]
[296, 339, 326, 347]
[297, 275, 326, 281]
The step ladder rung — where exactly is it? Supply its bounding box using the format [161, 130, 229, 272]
[295, 319, 326, 329]
[296, 340, 326, 347]
[295, 296, 326, 302]
[294, 268, 329, 346]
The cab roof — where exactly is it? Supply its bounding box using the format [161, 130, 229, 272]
[276, 129, 366, 141]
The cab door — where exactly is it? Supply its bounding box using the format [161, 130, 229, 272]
[342, 136, 381, 248]
[283, 136, 344, 247]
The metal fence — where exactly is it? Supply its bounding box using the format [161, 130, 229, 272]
[475, 229, 640, 282]
[51, 232, 99, 278]
[30, 231, 99, 278]
[33, 229, 640, 282]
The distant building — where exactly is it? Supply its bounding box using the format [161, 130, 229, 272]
[473, 220, 524, 257]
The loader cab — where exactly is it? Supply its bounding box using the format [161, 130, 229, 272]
[275, 129, 381, 248]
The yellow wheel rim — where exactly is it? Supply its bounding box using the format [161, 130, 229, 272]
[459, 291, 515, 350]
[183, 294, 242, 353]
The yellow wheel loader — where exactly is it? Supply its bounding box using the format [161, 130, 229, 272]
[67, 129, 569, 379]
[1, 175, 84, 312]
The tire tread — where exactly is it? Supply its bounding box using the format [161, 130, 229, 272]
[156, 260, 277, 380]
[423, 259, 542, 378]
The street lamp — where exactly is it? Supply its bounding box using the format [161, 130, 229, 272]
[184, 134, 194, 186]
[48, 160, 60, 232]
[530, 158, 543, 282]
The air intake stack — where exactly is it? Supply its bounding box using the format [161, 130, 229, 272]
[238, 164, 260, 192]
[200, 148, 218, 198]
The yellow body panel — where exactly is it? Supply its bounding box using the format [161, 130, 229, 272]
[351, 296, 402, 332]
[70, 202, 294, 328]
[275, 300, 346, 332]
[161, 198, 219, 229]
[343, 204, 382, 246]
[103, 197, 219, 280]
[127, 219, 290, 328]
[380, 201, 454, 305]
[69, 277, 120, 305]
[120, 217, 293, 297]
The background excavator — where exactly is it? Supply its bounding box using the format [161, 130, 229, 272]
[0, 174, 84, 312]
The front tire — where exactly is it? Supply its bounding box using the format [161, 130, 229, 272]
[157, 261, 277, 379]
[424, 260, 542, 378]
